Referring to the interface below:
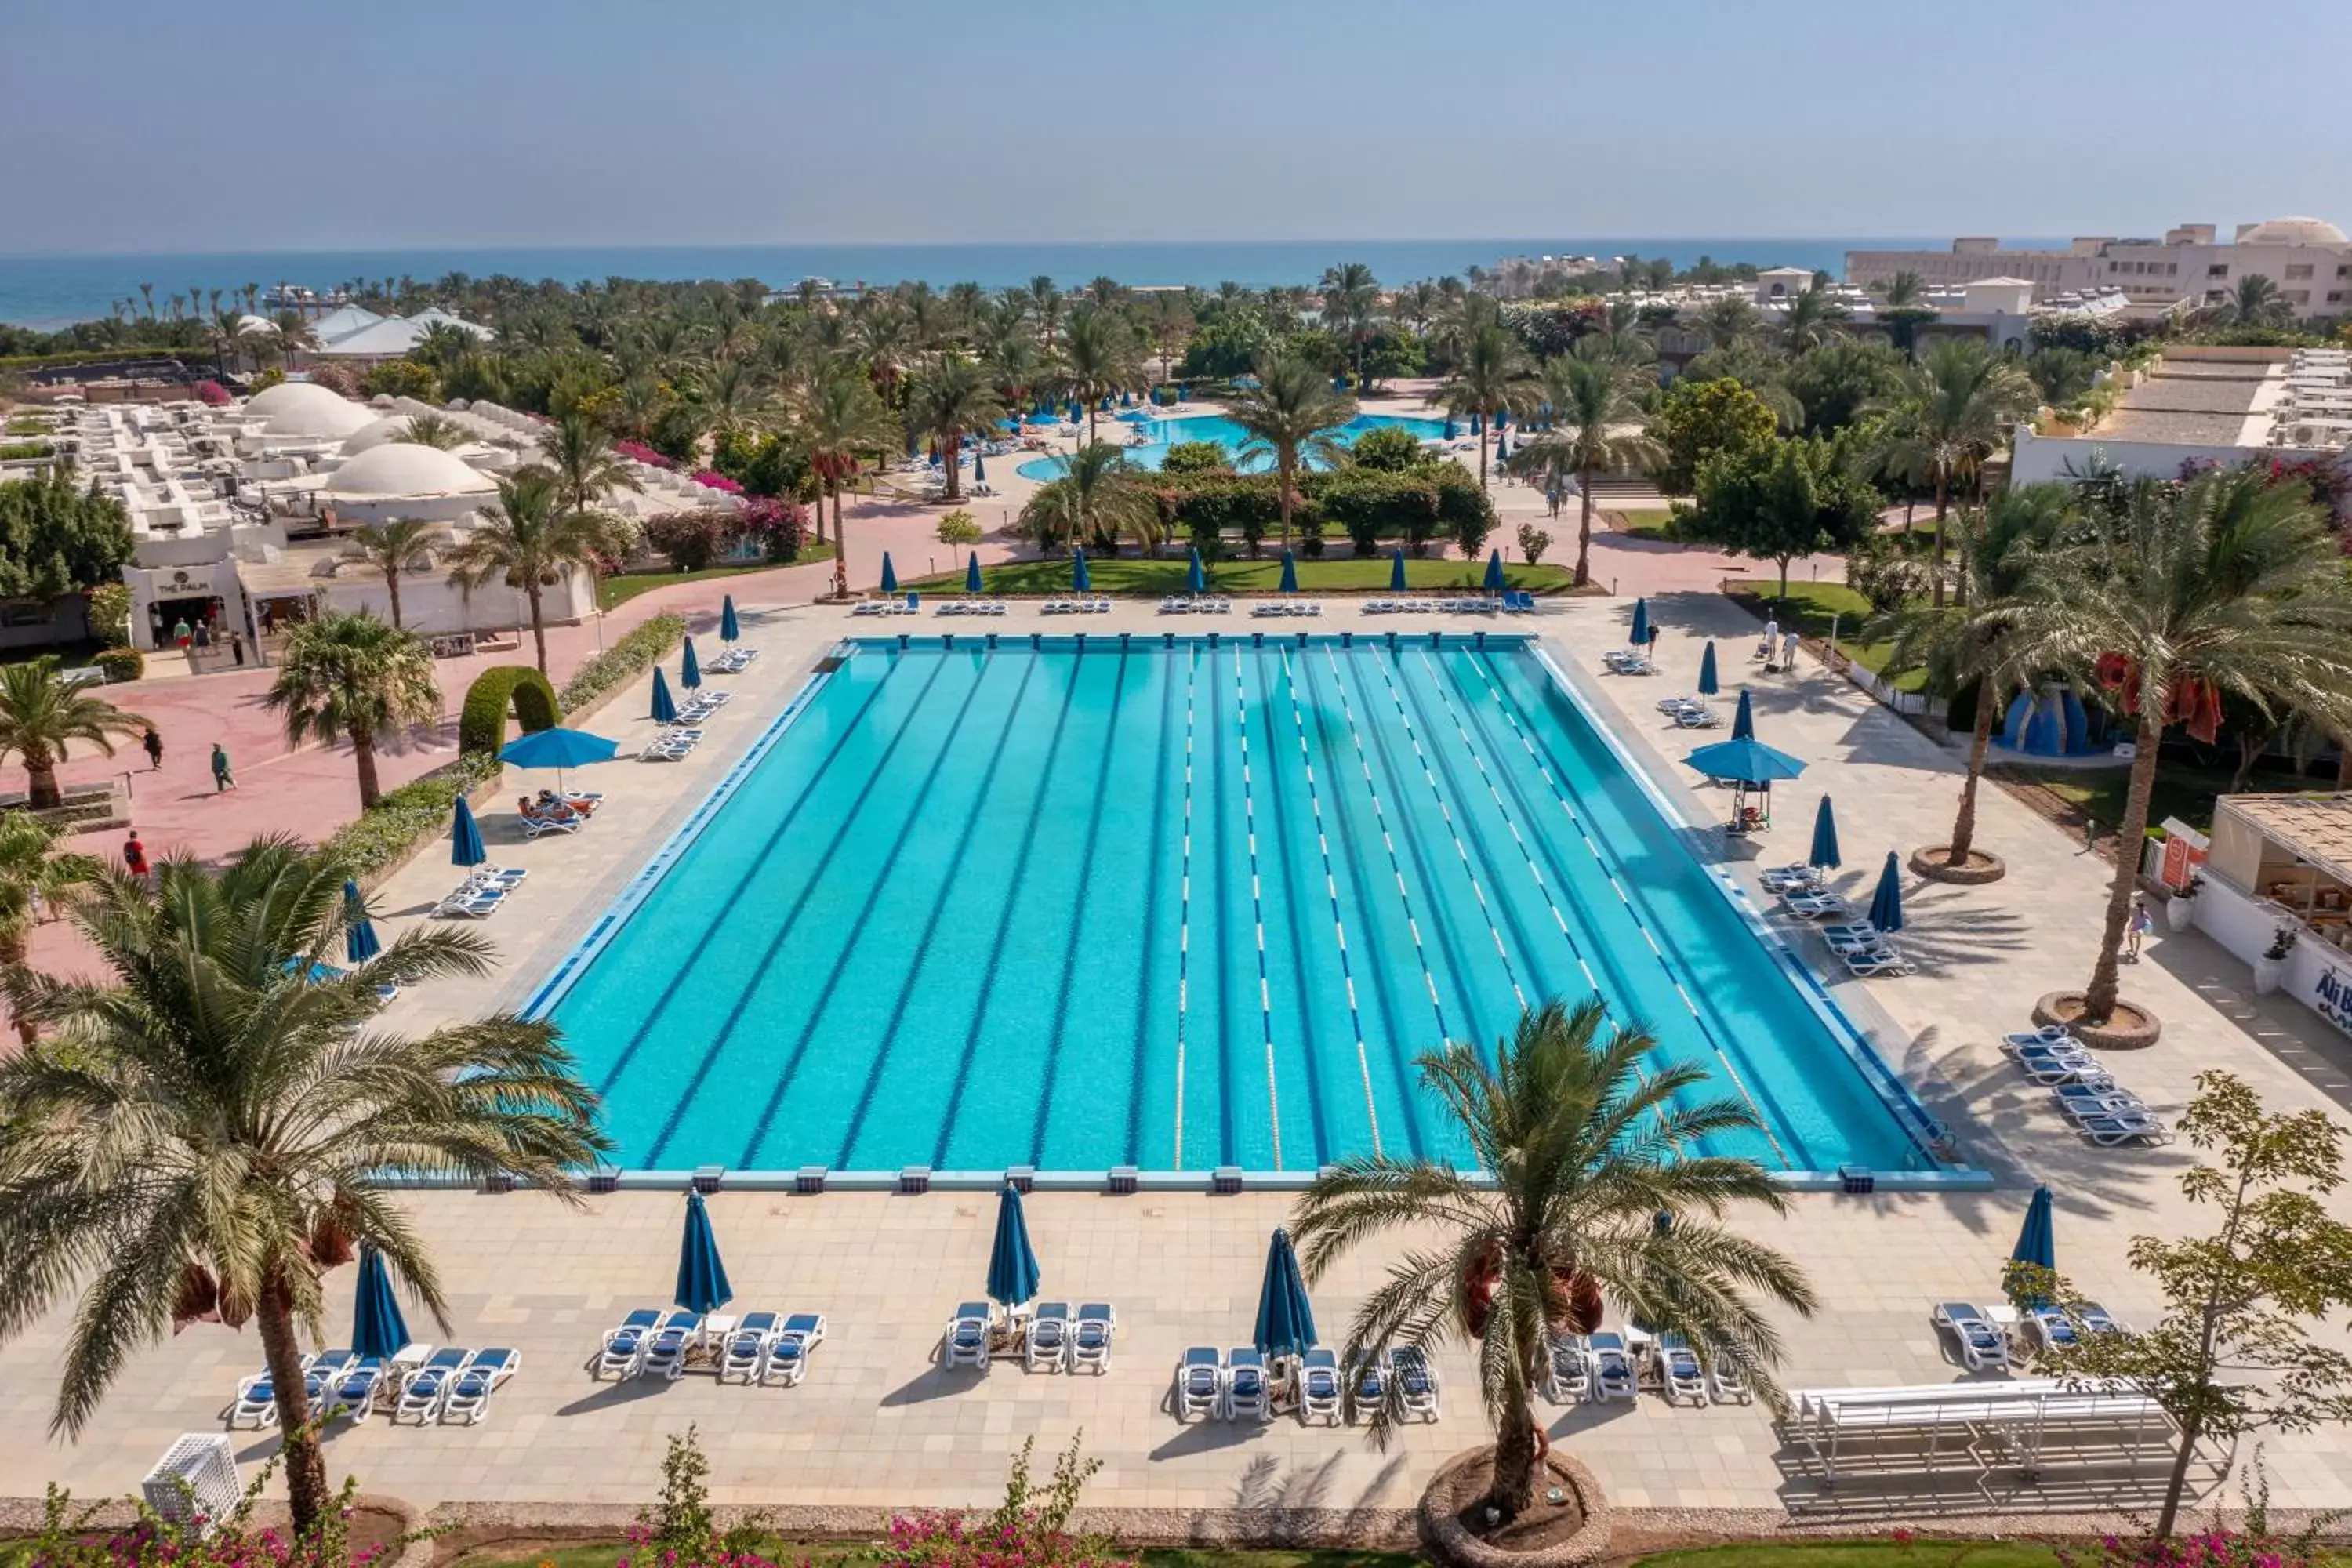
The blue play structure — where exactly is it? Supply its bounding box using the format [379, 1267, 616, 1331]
[1998, 683, 2103, 757]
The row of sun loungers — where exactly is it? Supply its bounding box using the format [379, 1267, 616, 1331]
[1158, 596, 1233, 614]
[595, 1308, 826, 1385]
[431, 865, 526, 920]
[1602, 647, 1655, 676]
[853, 594, 923, 615]
[229, 1346, 519, 1428]
[644, 691, 731, 764]
[1041, 597, 1113, 614]
[936, 598, 1009, 616]
[1658, 695, 1721, 728]
[1544, 1328, 1748, 1407]
[1172, 1345, 1437, 1426]
[1363, 592, 1541, 614]
[1249, 600, 1323, 617]
[1775, 882, 1918, 977]
[942, 1301, 1116, 1374]
[2000, 1027, 2175, 1145]
[704, 645, 759, 673]
[1931, 1298, 2132, 1373]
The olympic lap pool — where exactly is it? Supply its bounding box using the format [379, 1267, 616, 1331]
[534, 636, 1934, 1178]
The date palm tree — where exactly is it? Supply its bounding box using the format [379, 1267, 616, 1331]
[2002, 469, 2352, 1025]
[263, 610, 442, 810]
[692, 355, 775, 443]
[1019, 441, 1155, 554]
[270, 310, 319, 369]
[0, 659, 151, 810]
[1872, 269, 1927, 308]
[1052, 307, 1142, 445]
[1509, 346, 1663, 586]
[909, 357, 1006, 504]
[536, 411, 644, 519]
[445, 469, 630, 673]
[1871, 339, 2035, 605]
[1319, 262, 1382, 389]
[397, 412, 467, 451]
[1434, 321, 1540, 491]
[0, 836, 608, 1541]
[345, 517, 441, 628]
[2209, 273, 2290, 328]
[1229, 355, 1356, 549]
[1775, 278, 1850, 354]
[1291, 999, 1813, 1519]
[0, 811, 96, 1043]
[796, 368, 897, 599]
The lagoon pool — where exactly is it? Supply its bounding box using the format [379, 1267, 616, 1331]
[1014, 412, 1452, 481]
[532, 636, 1933, 1178]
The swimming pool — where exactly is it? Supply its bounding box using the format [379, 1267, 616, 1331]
[1014, 412, 1450, 481]
[532, 636, 1936, 1179]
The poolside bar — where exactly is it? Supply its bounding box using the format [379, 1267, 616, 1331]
[2173, 793, 2352, 1031]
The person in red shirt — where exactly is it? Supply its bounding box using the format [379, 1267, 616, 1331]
[123, 830, 149, 879]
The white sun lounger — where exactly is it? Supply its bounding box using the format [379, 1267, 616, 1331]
[1298, 1347, 1343, 1425]
[1587, 1331, 1635, 1402]
[718, 1312, 779, 1383]
[1391, 1345, 1441, 1421]
[2081, 1111, 2172, 1145]
[1931, 1301, 2010, 1370]
[1546, 1334, 1591, 1402]
[942, 1301, 991, 1370]
[1706, 1338, 1753, 1404]
[760, 1312, 826, 1386]
[1656, 1332, 1709, 1406]
[1224, 1347, 1270, 1421]
[394, 1347, 472, 1424]
[324, 1356, 388, 1422]
[1346, 1350, 1386, 1424]
[1025, 1302, 1072, 1372]
[229, 1365, 329, 1428]
[596, 1309, 660, 1379]
[2025, 1303, 2082, 1353]
[1174, 1347, 1221, 1421]
[637, 1312, 701, 1381]
[439, 1347, 517, 1425]
[1070, 1302, 1115, 1373]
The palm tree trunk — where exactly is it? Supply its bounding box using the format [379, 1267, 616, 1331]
[2, 930, 33, 1044]
[1930, 466, 1951, 609]
[525, 583, 547, 673]
[350, 727, 382, 811]
[943, 433, 962, 502]
[385, 572, 403, 630]
[1948, 681, 2000, 864]
[26, 751, 60, 811]
[2335, 727, 2352, 788]
[1573, 468, 1596, 586]
[832, 487, 850, 601]
[1478, 427, 1492, 492]
[1488, 1377, 1541, 1517]
[2083, 703, 2165, 1023]
[257, 1279, 332, 1537]
[1279, 455, 1295, 549]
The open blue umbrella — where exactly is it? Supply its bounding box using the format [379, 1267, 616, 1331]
[1388, 546, 1408, 592]
[965, 553, 984, 593]
[1629, 597, 1651, 647]
[1730, 686, 1756, 741]
[2010, 1185, 2056, 1305]
[1867, 850, 1906, 934]
[1697, 641, 1719, 698]
[1072, 548, 1091, 593]
[675, 1189, 733, 1316]
[1186, 546, 1207, 596]
[1483, 549, 1506, 593]
[880, 553, 898, 595]
[500, 724, 622, 795]
[351, 1242, 410, 1360]
[720, 594, 740, 643]
[343, 877, 379, 964]
[450, 796, 485, 867]
[1684, 735, 1806, 786]
[1278, 549, 1298, 593]
[650, 665, 677, 724]
[1252, 1228, 1318, 1365]
[986, 1184, 1041, 1309]
[973, 450, 987, 483]
[1809, 795, 1842, 871]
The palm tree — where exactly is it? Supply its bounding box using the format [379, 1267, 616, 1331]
[445, 469, 629, 673]
[270, 310, 319, 368]
[692, 356, 776, 443]
[345, 517, 442, 628]
[1053, 307, 1142, 444]
[796, 368, 897, 599]
[1435, 321, 1540, 490]
[1776, 279, 1850, 354]
[397, 412, 467, 451]
[1592, 297, 1657, 368]
[1509, 347, 1663, 586]
[264, 611, 443, 809]
[0, 659, 151, 810]
[1020, 441, 1154, 554]
[0, 836, 608, 1539]
[1319, 262, 1382, 389]
[0, 811, 96, 1043]
[1873, 269, 1927, 308]
[536, 412, 644, 519]
[1145, 291, 1196, 386]
[909, 358, 1006, 503]
[1290, 999, 1813, 1517]
[2002, 470, 2352, 1025]
[1871, 339, 2035, 604]
[1229, 356, 1356, 549]
[2210, 273, 2290, 328]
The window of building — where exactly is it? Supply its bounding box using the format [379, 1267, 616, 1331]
[2208, 264, 2230, 278]
[2285, 263, 2314, 280]
[2288, 291, 2311, 305]
[2329, 292, 2345, 305]
[0, 601, 53, 629]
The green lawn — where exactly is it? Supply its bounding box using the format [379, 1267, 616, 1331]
[1721, 579, 1923, 693]
[597, 550, 831, 611]
[1630, 1544, 2063, 1568]
[1994, 759, 2310, 839]
[1610, 507, 1691, 541]
[911, 557, 1580, 597]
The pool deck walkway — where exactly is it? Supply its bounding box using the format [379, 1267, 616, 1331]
[5, 591, 2349, 1529]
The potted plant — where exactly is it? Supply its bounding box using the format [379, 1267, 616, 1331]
[2253, 922, 2299, 995]
[2165, 874, 2201, 932]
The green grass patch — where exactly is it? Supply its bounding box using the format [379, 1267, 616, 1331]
[1995, 759, 2312, 839]
[911, 557, 1578, 597]
[1609, 508, 1693, 541]
[597, 550, 830, 612]
[1722, 579, 1924, 694]
[1630, 1543, 2063, 1568]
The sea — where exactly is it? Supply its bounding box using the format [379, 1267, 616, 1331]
[0, 238, 2034, 330]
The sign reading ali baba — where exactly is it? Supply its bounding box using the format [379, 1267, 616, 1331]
[2313, 965, 2352, 1038]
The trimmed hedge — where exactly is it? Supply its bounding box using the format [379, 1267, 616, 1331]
[324, 753, 501, 880]
[93, 647, 143, 682]
[560, 612, 686, 713]
[1143, 466, 1494, 561]
[458, 665, 561, 756]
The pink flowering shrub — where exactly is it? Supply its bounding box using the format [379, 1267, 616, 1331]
[25, 1457, 408, 1568]
[691, 470, 744, 495]
[2051, 1459, 2337, 1568]
[192, 380, 231, 406]
[615, 439, 673, 469]
[739, 496, 808, 563]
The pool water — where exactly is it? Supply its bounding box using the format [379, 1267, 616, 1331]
[538, 637, 1927, 1176]
[1014, 412, 1450, 481]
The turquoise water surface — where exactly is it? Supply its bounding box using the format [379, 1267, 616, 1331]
[539, 637, 1925, 1176]
[1014, 412, 1450, 481]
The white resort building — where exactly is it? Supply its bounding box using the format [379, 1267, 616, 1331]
[2012, 345, 2352, 485]
[1847, 216, 2352, 314]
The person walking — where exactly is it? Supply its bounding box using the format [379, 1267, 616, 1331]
[172, 615, 192, 649]
[140, 727, 163, 771]
[209, 742, 236, 793]
[2125, 895, 2154, 963]
[1782, 629, 1801, 671]
[123, 830, 148, 880]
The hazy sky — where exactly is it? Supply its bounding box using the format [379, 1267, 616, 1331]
[4, 0, 2345, 254]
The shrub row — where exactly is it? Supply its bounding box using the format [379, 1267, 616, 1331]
[1142, 466, 1496, 560]
[323, 753, 501, 880]
[559, 612, 686, 713]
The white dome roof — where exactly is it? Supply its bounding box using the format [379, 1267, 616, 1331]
[323, 443, 497, 499]
[2240, 216, 2347, 245]
[243, 381, 376, 439]
[341, 416, 421, 455]
[234, 313, 278, 335]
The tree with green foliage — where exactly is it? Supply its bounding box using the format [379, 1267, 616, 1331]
[1053, 307, 1143, 445]
[1434, 321, 1539, 492]
[935, 508, 982, 562]
[1776, 278, 1851, 354]
[909, 357, 1005, 504]
[0, 466, 136, 601]
[444, 469, 630, 673]
[1696, 433, 1882, 600]
[344, 517, 441, 628]
[1228, 355, 1356, 548]
[1870, 339, 2035, 605]
[1160, 441, 1231, 474]
[1507, 345, 1663, 586]
[795, 366, 895, 594]
[1785, 339, 1906, 433]
[0, 811, 96, 1043]
[264, 611, 443, 810]
[1290, 998, 1813, 1519]
[1319, 262, 1382, 389]
[0, 835, 609, 1541]
[1348, 425, 1431, 473]
[536, 411, 643, 521]
[0, 658, 150, 810]
[2027, 1072, 2352, 1545]
[1652, 377, 1778, 496]
[1021, 441, 1154, 554]
[1690, 295, 1762, 350]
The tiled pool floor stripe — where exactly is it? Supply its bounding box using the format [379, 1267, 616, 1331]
[829, 652, 1044, 1166]
[1247, 648, 1342, 1165]
[580, 646, 909, 1091]
[1126, 657, 1181, 1162]
[1173, 645, 1199, 1164]
[638, 651, 966, 1165]
[1226, 645, 1285, 1169]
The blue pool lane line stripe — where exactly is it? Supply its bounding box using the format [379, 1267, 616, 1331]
[1173, 643, 1199, 1164]
[1276, 645, 1382, 1160]
[1229, 644, 1284, 1170]
[1127, 652, 1179, 1162]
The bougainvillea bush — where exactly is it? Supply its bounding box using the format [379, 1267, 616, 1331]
[25, 1461, 405, 1568]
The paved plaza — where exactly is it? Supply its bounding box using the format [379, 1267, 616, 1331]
[8, 579, 2352, 1531]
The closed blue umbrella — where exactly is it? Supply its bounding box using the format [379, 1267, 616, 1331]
[719, 594, 740, 643]
[1388, 546, 1408, 592]
[650, 666, 677, 724]
[1495, 407, 1509, 430]
[1278, 549, 1298, 593]
[1483, 549, 1506, 593]
[1809, 796, 1842, 870]
[985, 1184, 1041, 1309]
[1730, 687, 1756, 741]
[1186, 546, 1207, 596]
[1443, 418, 1458, 441]
[973, 450, 986, 482]
[1495, 430, 1510, 463]
[1252, 1228, 1318, 1364]
[680, 637, 702, 690]
[674, 1190, 733, 1316]
[450, 796, 485, 867]
[965, 553, 984, 593]
[343, 878, 379, 964]
[1867, 850, 1905, 934]
[1629, 597, 1650, 647]
[880, 553, 898, 595]
[1683, 735, 1806, 786]
[1697, 641, 1719, 698]
[1073, 548, 1091, 593]
[2010, 1185, 2056, 1305]
[350, 1242, 410, 1360]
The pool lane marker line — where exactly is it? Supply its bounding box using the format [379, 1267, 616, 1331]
[1317, 645, 1451, 1049]
[1231, 645, 1284, 1171]
[1454, 648, 1791, 1172]
[1172, 642, 1199, 1167]
[1276, 645, 1383, 1161]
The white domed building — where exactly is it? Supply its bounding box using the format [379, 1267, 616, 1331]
[239, 380, 378, 442]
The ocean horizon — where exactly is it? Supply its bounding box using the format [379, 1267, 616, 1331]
[0, 237, 2049, 329]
